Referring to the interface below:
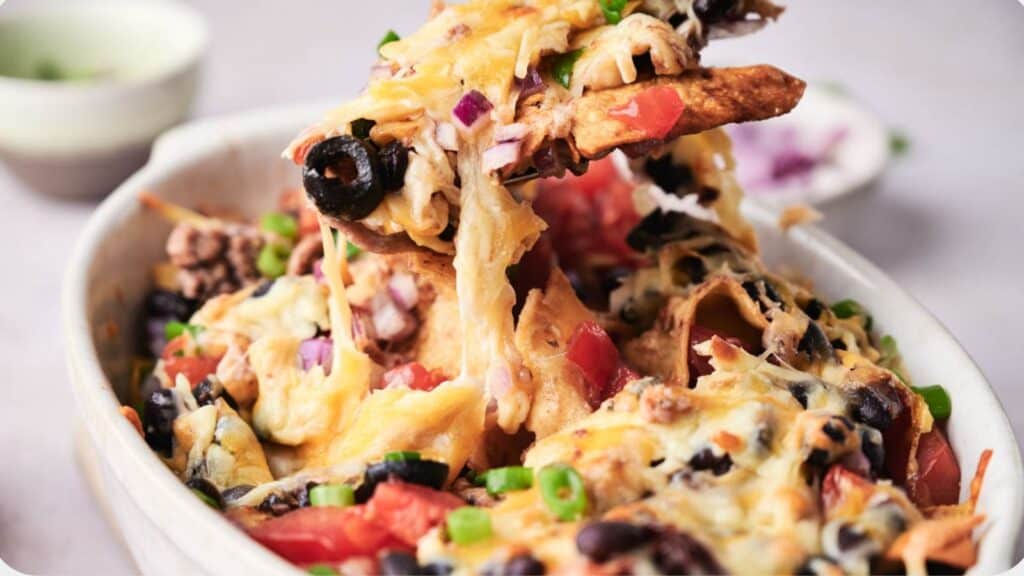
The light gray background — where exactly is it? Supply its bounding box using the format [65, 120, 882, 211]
[1, 0, 1021, 574]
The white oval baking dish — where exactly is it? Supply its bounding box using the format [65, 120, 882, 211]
[63, 104, 1023, 576]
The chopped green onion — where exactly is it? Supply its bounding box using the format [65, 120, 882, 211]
[309, 484, 355, 508]
[307, 565, 339, 576]
[257, 243, 290, 279]
[384, 450, 421, 462]
[378, 30, 401, 54]
[446, 507, 493, 545]
[830, 299, 873, 331]
[599, 0, 628, 24]
[192, 488, 220, 509]
[350, 118, 376, 140]
[345, 240, 363, 260]
[879, 334, 899, 359]
[551, 49, 583, 89]
[480, 466, 533, 495]
[260, 212, 298, 240]
[912, 385, 952, 420]
[165, 321, 203, 341]
[538, 464, 587, 521]
[889, 131, 910, 157]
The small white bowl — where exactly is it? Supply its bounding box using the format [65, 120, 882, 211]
[0, 0, 207, 198]
[63, 104, 1022, 575]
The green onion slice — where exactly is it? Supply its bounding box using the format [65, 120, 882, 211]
[257, 243, 290, 279]
[384, 450, 422, 462]
[912, 385, 952, 420]
[307, 565, 339, 576]
[165, 321, 203, 341]
[309, 484, 355, 508]
[551, 49, 583, 89]
[830, 298, 873, 331]
[446, 506, 493, 545]
[480, 466, 533, 495]
[538, 464, 587, 521]
[260, 212, 298, 239]
[345, 240, 363, 261]
[599, 0, 628, 24]
[378, 30, 401, 54]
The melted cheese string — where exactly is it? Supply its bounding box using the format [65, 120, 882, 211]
[319, 219, 355, 356]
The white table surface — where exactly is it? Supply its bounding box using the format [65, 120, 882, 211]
[1, 0, 1021, 574]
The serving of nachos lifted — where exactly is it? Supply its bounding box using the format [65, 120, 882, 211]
[125, 2, 992, 575]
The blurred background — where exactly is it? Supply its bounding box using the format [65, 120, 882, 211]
[0, 0, 1021, 573]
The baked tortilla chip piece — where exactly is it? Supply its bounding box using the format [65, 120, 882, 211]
[515, 269, 595, 439]
[570, 65, 806, 158]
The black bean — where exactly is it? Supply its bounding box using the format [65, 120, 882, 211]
[505, 554, 546, 576]
[836, 524, 868, 552]
[802, 299, 826, 321]
[576, 521, 656, 563]
[789, 382, 811, 409]
[643, 155, 694, 196]
[193, 377, 237, 410]
[798, 322, 834, 362]
[258, 492, 299, 516]
[221, 484, 254, 501]
[651, 528, 723, 575]
[806, 448, 831, 467]
[626, 210, 706, 253]
[822, 421, 847, 444]
[146, 289, 195, 321]
[859, 428, 886, 478]
[143, 388, 177, 458]
[831, 339, 847, 351]
[355, 458, 450, 502]
[693, 0, 738, 24]
[186, 477, 224, 509]
[674, 256, 706, 285]
[650, 458, 666, 467]
[251, 279, 275, 298]
[379, 551, 421, 576]
[379, 140, 410, 192]
[762, 280, 783, 305]
[688, 448, 733, 476]
[848, 388, 898, 431]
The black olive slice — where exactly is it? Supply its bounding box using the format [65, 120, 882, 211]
[354, 458, 450, 503]
[378, 140, 410, 192]
[303, 135, 384, 221]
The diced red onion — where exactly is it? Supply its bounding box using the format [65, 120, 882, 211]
[387, 273, 419, 310]
[487, 365, 513, 398]
[371, 293, 417, 342]
[298, 337, 333, 374]
[482, 141, 522, 172]
[435, 122, 458, 151]
[515, 67, 545, 102]
[351, 307, 375, 342]
[312, 259, 324, 283]
[452, 90, 493, 129]
[839, 449, 873, 478]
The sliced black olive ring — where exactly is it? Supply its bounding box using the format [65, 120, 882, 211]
[303, 135, 384, 222]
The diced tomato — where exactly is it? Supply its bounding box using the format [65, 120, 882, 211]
[820, 464, 870, 513]
[161, 336, 221, 387]
[609, 85, 686, 140]
[534, 157, 642, 272]
[567, 321, 634, 408]
[163, 355, 221, 387]
[687, 325, 748, 380]
[365, 482, 463, 546]
[913, 428, 961, 507]
[381, 363, 447, 391]
[248, 506, 408, 565]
